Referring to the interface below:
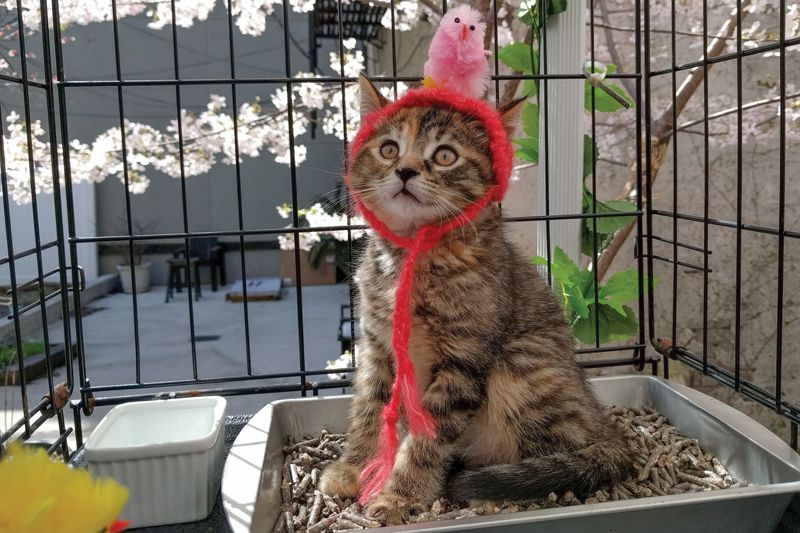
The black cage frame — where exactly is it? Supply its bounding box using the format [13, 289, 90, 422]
[0, 0, 797, 461]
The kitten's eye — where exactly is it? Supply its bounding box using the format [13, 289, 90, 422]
[454, 17, 460, 23]
[379, 140, 399, 159]
[469, 25, 475, 31]
[433, 146, 458, 166]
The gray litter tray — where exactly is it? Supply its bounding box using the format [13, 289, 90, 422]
[221, 375, 800, 533]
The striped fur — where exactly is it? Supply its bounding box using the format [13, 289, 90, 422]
[319, 76, 634, 523]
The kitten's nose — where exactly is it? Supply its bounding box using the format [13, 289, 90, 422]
[395, 167, 419, 183]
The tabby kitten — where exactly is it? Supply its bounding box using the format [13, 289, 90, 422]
[319, 74, 634, 524]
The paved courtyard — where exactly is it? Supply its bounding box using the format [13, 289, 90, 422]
[1, 282, 353, 451]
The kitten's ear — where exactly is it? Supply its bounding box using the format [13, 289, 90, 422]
[359, 74, 389, 117]
[498, 97, 527, 137]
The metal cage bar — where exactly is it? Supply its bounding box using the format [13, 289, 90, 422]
[643, 1, 800, 452]
[0, 0, 76, 459]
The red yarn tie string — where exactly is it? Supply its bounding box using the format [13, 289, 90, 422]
[347, 88, 512, 504]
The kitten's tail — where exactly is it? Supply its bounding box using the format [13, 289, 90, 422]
[446, 440, 635, 502]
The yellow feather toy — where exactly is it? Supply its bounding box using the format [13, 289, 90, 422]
[0, 444, 129, 533]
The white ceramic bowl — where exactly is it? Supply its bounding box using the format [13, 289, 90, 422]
[85, 396, 227, 528]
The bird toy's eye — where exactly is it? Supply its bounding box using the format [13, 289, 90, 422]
[433, 146, 458, 167]
[454, 17, 460, 23]
[469, 25, 475, 31]
[379, 140, 399, 159]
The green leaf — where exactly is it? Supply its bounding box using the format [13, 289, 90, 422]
[600, 297, 629, 318]
[603, 304, 640, 341]
[522, 79, 538, 98]
[514, 102, 540, 163]
[592, 201, 635, 234]
[580, 226, 615, 257]
[555, 278, 590, 320]
[572, 306, 609, 344]
[582, 190, 636, 234]
[602, 199, 637, 212]
[514, 138, 539, 163]
[585, 81, 634, 113]
[531, 256, 548, 267]
[547, 0, 568, 15]
[572, 303, 639, 344]
[600, 268, 640, 303]
[576, 268, 596, 296]
[553, 246, 579, 280]
[581, 190, 636, 257]
[518, 2, 536, 25]
[521, 103, 539, 141]
[582, 135, 598, 178]
[601, 269, 660, 304]
[498, 43, 538, 74]
[531, 246, 579, 289]
[521, 0, 567, 20]
[518, 0, 541, 26]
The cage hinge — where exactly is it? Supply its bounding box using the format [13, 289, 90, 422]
[653, 337, 679, 360]
[42, 381, 72, 418]
[72, 265, 86, 292]
[81, 379, 96, 416]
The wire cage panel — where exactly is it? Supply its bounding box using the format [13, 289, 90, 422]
[0, 0, 797, 462]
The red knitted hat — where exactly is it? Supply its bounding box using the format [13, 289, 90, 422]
[345, 86, 514, 504]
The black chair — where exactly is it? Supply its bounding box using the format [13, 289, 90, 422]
[165, 256, 201, 303]
[173, 238, 227, 292]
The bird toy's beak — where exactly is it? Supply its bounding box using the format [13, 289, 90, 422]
[460, 24, 469, 40]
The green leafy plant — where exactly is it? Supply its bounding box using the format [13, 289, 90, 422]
[0, 342, 46, 367]
[497, 4, 643, 344]
[580, 189, 636, 256]
[532, 247, 658, 345]
[307, 234, 365, 276]
[290, 181, 367, 276]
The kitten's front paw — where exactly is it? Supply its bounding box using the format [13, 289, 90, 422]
[319, 461, 361, 498]
[365, 492, 427, 525]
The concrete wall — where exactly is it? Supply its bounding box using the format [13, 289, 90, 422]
[590, 14, 800, 444]
[0, 182, 97, 285]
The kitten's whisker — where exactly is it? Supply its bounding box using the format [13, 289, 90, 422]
[412, 180, 478, 243]
[306, 165, 348, 177]
[429, 196, 474, 248]
[436, 194, 479, 242]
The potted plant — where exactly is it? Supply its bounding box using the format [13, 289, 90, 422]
[116, 252, 152, 294]
[108, 220, 157, 293]
[276, 183, 368, 286]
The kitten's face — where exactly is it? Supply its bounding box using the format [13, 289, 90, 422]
[350, 106, 493, 233]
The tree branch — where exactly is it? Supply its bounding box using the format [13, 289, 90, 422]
[652, 0, 751, 141]
[415, 0, 443, 17]
[597, 0, 752, 281]
[591, 21, 776, 45]
[677, 91, 800, 131]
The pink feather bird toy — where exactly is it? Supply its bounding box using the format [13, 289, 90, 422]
[423, 4, 491, 98]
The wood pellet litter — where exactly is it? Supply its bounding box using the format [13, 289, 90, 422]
[274, 406, 752, 532]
